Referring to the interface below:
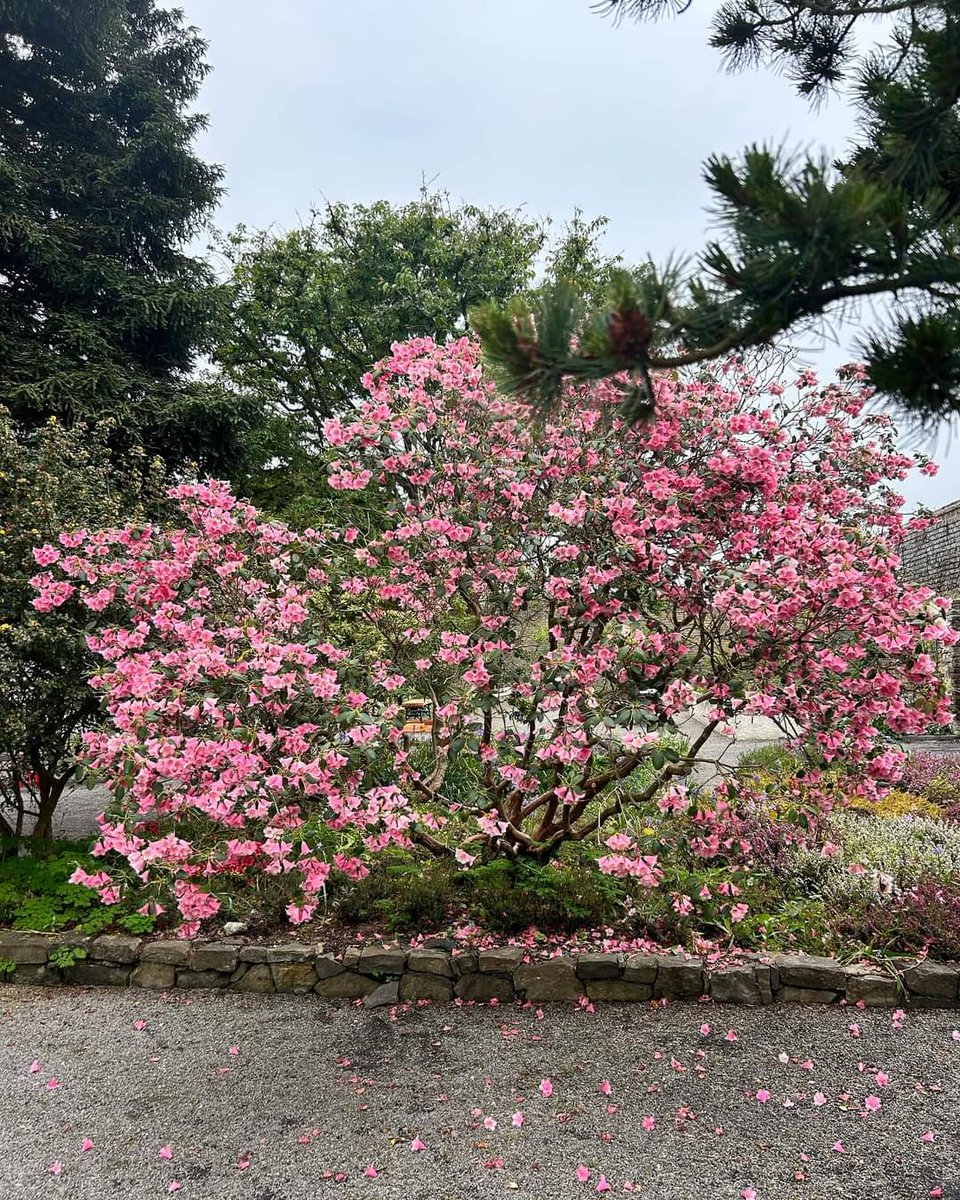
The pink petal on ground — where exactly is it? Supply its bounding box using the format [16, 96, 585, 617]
[777, 1052, 789, 1064]
[597, 1176, 611, 1193]
[576, 1165, 590, 1183]
[512, 1112, 524, 1128]
[410, 1138, 426, 1152]
[229, 1045, 239, 1056]
[921, 1131, 936, 1143]
[864, 1096, 881, 1113]
[930, 1189, 944, 1198]
[812, 1093, 827, 1107]
[642, 1116, 656, 1131]
[599, 1080, 612, 1096]
[168, 1184, 182, 1195]
[237, 1158, 250, 1171]
[539, 1079, 554, 1098]
[158, 1146, 173, 1160]
[951, 1030, 960, 1042]
[29, 1060, 41, 1074]
[364, 1164, 378, 1178]
[133, 1020, 147, 1031]
[81, 1138, 94, 1152]
[875, 1072, 889, 1087]
[46, 1078, 60, 1091]
[725, 1029, 737, 1042]
[756, 1089, 771, 1103]
[699, 1024, 711, 1036]
[483, 1116, 497, 1131]
[741, 1190, 757, 1200]
[832, 1142, 845, 1153]
[48, 1162, 62, 1176]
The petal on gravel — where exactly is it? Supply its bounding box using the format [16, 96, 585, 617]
[864, 1096, 881, 1113]
[576, 1165, 590, 1183]
[47, 1162, 62, 1176]
[832, 1142, 845, 1154]
[81, 1138, 94, 1152]
[539, 1079, 554, 1098]
[158, 1145, 173, 1160]
[29, 1060, 41, 1074]
[410, 1138, 426, 1152]
[511, 1112, 524, 1128]
[46, 1078, 59, 1091]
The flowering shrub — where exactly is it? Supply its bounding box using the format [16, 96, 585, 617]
[32, 338, 957, 934]
[836, 876, 960, 959]
[899, 751, 960, 820]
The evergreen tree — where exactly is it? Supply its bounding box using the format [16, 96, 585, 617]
[0, 0, 252, 471]
[475, 1, 960, 425]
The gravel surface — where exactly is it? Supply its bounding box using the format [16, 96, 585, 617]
[1, 986, 958, 1200]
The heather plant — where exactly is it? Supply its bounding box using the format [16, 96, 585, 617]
[32, 338, 957, 935]
[899, 751, 960, 820]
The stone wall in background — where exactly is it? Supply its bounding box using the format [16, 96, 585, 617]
[902, 498, 960, 723]
[1, 932, 958, 1008]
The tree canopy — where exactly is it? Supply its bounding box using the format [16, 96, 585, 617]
[475, 0, 960, 426]
[0, 0, 255, 472]
[213, 195, 624, 517]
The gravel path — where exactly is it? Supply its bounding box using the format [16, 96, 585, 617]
[1, 986, 958, 1200]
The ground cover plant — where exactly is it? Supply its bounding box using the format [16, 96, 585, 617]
[29, 339, 958, 946]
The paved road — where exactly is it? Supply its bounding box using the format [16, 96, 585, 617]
[1, 985, 957, 1200]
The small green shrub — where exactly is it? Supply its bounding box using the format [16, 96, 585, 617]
[49, 945, 87, 969]
[0, 956, 15, 976]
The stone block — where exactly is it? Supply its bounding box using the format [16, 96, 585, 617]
[315, 954, 345, 980]
[514, 958, 581, 1002]
[191, 942, 239, 973]
[315, 971, 376, 999]
[64, 961, 130, 987]
[775, 954, 846, 992]
[453, 951, 478, 976]
[576, 953, 621, 980]
[399, 972, 454, 1002]
[270, 962, 317, 993]
[844, 968, 899, 1006]
[176, 969, 230, 990]
[358, 946, 407, 976]
[12, 963, 60, 986]
[232, 964, 275, 994]
[342, 947, 363, 969]
[0, 932, 50, 964]
[585, 979, 653, 1002]
[623, 954, 659, 984]
[655, 957, 704, 999]
[755, 965, 775, 1005]
[710, 966, 762, 1005]
[407, 949, 454, 977]
[780, 986, 840, 1005]
[90, 934, 142, 964]
[454, 973, 515, 1002]
[902, 960, 959, 1000]
[130, 962, 175, 990]
[140, 940, 192, 966]
[364, 980, 400, 1009]
[478, 947, 525, 973]
[422, 937, 456, 951]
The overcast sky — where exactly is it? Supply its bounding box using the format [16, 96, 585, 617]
[174, 0, 957, 511]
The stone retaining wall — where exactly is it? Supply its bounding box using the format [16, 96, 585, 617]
[2, 932, 958, 1008]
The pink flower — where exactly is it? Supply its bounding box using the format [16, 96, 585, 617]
[729, 902, 749, 923]
[864, 1095, 881, 1113]
[539, 1078, 553, 1098]
[755, 1089, 771, 1103]
[576, 1165, 590, 1182]
[48, 1161, 62, 1176]
[511, 1111, 524, 1128]
[921, 1131, 935, 1143]
[81, 1138, 94, 1152]
[741, 1190, 757, 1200]
[699, 1023, 711, 1036]
[364, 1164, 379, 1177]
[599, 1079, 612, 1096]
[597, 1177, 611, 1193]
[812, 1092, 827, 1107]
[158, 1145, 173, 1160]
[410, 1137, 426, 1151]
[875, 1071, 889, 1087]
[832, 1142, 845, 1153]
[642, 1115, 656, 1131]
[483, 1116, 497, 1131]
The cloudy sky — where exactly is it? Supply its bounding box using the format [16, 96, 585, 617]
[174, 0, 957, 511]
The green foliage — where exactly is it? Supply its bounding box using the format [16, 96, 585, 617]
[0, 840, 136, 933]
[0, 956, 14, 976]
[336, 852, 626, 935]
[478, 0, 960, 424]
[735, 745, 806, 779]
[0, 0, 256, 471]
[48, 944, 87, 969]
[0, 413, 165, 838]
